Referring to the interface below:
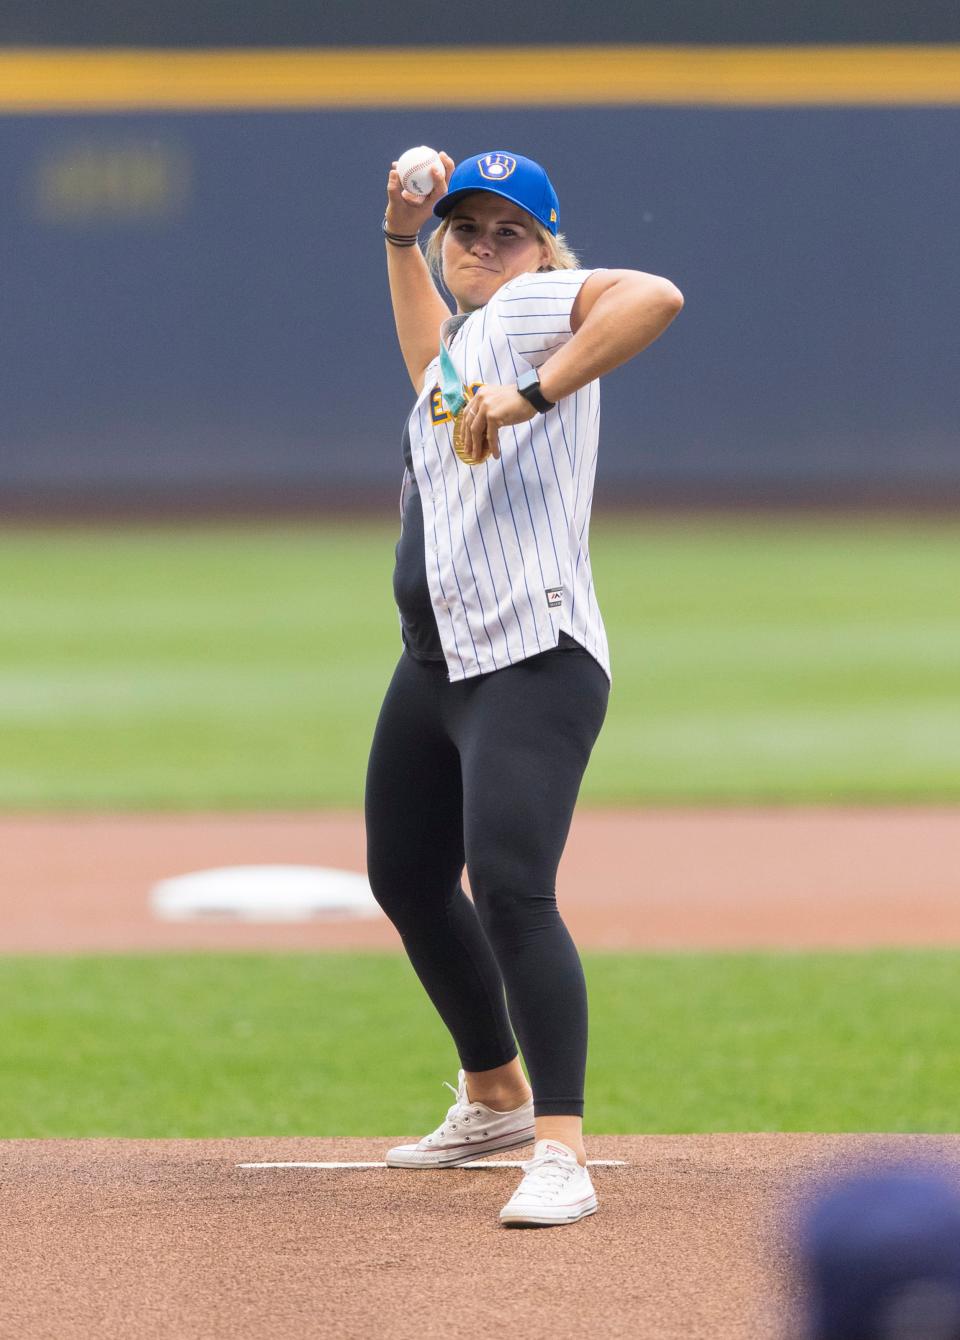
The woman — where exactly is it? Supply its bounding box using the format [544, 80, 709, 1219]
[367, 149, 683, 1227]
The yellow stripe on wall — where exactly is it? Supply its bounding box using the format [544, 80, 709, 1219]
[1, 46, 959, 112]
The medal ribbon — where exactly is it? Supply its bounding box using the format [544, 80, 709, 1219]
[438, 329, 467, 418]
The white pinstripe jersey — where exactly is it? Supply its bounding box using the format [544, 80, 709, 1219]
[400, 267, 610, 684]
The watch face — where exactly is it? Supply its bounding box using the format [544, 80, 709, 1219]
[516, 367, 553, 412]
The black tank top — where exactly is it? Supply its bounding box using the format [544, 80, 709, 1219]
[393, 418, 446, 661]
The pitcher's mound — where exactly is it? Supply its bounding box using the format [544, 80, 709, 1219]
[4, 1133, 960, 1339]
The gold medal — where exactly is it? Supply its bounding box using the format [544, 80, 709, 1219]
[452, 397, 490, 467]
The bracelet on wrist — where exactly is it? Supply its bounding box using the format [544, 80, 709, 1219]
[382, 215, 420, 247]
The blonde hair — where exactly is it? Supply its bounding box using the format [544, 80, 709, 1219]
[423, 213, 579, 285]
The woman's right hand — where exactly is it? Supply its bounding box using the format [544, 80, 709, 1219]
[385, 150, 456, 237]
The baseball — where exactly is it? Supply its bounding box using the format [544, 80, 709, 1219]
[396, 145, 443, 201]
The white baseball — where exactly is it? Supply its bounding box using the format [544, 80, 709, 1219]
[396, 145, 443, 202]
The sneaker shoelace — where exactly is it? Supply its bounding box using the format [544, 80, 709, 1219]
[514, 1151, 580, 1199]
[419, 1079, 482, 1144]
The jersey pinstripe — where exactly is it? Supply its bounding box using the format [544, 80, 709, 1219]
[400, 267, 610, 684]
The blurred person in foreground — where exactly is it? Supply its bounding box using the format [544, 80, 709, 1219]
[799, 1164, 960, 1340]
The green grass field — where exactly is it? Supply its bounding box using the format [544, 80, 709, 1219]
[2, 950, 959, 1138]
[2, 516, 958, 808]
[2, 518, 957, 1141]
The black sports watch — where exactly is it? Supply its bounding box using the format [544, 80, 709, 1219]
[515, 368, 556, 414]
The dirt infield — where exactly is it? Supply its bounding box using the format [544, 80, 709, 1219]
[4, 1134, 960, 1339]
[3, 806, 959, 953]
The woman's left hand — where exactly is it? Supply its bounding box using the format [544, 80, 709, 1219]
[461, 385, 537, 463]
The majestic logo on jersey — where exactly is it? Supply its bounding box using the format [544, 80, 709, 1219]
[478, 153, 517, 182]
[430, 383, 483, 426]
[545, 587, 563, 609]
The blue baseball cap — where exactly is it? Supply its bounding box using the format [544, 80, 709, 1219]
[434, 151, 560, 235]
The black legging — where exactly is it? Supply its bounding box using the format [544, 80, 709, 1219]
[364, 642, 609, 1117]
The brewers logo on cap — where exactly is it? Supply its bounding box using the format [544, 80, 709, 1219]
[478, 153, 517, 182]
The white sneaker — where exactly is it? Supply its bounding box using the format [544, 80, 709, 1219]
[386, 1069, 535, 1168]
[499, 1139, 598, 1226]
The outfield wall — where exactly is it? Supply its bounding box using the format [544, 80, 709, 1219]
[2, 79, 958, 506]
[4, 0, 958, 45]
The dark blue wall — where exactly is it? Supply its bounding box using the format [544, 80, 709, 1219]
[5, 0, 958, 44]
[2, 107, 958, 506]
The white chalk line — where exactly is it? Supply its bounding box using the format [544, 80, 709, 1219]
[238, 1159, 628, 1170]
